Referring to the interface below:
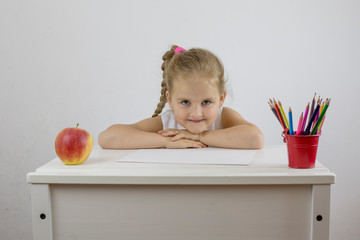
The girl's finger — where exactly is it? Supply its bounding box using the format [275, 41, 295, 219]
[187, 141, 200, 148]
[158, 129, 171, 134]
[196, 142, 207, 148]
[159, 129, 179, 136]
[171, 134, 184, 141]
[159, 131, 172, 136]
[195, 142, 207, 148]
[188, 140, 206, 148]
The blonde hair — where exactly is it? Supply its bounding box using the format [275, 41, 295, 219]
[152, 45, 225, 117]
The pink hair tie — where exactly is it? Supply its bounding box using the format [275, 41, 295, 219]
[175, 47, 186, 54]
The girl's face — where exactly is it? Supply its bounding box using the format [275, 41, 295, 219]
[166, 73, 226, 134]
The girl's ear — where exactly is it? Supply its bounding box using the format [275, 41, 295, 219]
[219, 91, 227, 108]
[166, 91, 173, 108]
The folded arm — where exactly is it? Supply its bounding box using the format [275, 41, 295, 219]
[98, 116, 206, 149]
[159, 107, 264, 149]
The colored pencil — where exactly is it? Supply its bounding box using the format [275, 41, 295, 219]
[317, 101, 325, 134]
[268, 95, 330, 136]
[274, 100, 286, 130]
[318, 115, 326, 134]
[311, 99, 330, 135]
[320, 100, 325, 113]
[304, 102, 320, 135]
[309, 93, 316, 119]
[296, 112, 303, 135]
[289, 107, 294, 135]
[312, 99, 321, 132]
[278, 100, 289, 129]
[312, 99, 326, 134]
[300, 103, 309, 135]
[268, 100, 280, 123]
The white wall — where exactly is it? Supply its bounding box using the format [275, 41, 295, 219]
[1, 0, 359, 239]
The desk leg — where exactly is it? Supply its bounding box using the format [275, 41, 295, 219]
[31, 184, 53, 240]
[311, 184, 331, 240]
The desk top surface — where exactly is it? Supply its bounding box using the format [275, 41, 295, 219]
[27, 145, 335, 185]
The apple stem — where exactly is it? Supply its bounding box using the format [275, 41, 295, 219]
[76, 123, 79, 128]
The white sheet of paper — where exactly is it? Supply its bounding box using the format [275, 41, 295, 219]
[117, 148, 256, 165]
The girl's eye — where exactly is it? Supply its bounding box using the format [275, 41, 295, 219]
[202, 100, 212, 105]
[181, 100, 190, 105]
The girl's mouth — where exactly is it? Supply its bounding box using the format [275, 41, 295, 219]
[188, 119, 205, 123]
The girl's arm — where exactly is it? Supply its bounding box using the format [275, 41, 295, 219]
[98, 116, 206, 149]
[159, 107, 264, 149]
[200, 107, 264, 149]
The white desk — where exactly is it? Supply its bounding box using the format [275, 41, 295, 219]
[27, 145, 335, 240]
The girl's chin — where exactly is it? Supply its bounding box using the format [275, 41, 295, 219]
[180, 121, 210, 134]
[186, 127, 207, 134]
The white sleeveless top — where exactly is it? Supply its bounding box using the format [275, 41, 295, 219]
[160, 107, 223, 130]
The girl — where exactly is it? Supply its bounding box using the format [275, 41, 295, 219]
[98, 45, 264, 149]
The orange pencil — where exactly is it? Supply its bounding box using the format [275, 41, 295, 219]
[274, 100, 286, 130]
[319, 101, 325, 115]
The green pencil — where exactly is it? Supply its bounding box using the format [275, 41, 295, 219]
[311, 99, 330, 135]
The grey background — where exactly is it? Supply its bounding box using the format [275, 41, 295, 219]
[1, 0, 359, 239]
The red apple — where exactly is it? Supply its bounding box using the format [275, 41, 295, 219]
[55, 124, 93, 165]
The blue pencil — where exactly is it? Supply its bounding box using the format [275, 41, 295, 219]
[289, 107, 294, 135]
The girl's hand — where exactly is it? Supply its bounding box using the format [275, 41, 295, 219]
[164, 138, 207, 149]
[158, 129, 201, 142]
[159, 129, 207, 148]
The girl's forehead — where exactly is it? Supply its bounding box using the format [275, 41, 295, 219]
[170, 77, 220, 99]
[174, 73, 217, 89]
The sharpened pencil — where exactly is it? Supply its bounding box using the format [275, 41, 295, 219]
[268, 100, 280, 123]
[311, 99, 330, 135]
[289, 107, 294, 135]
[274, 99, 286, 130]
[278, 100, 289, 129]
[309, 93, 316, 120]
[300, 103, 309, 135]
[304, 102, 320, 135]
[312, 99, 322, 132]
[296, 112, 303, 135]
[318, 115, 326, 134]
[268, 95, 330, 136]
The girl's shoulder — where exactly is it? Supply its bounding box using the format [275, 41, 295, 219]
[221, 107, 252, 128]
[130, 115, 163, 132]
[221, 106, 241, 118]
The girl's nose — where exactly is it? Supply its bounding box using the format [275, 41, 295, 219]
[190, 105, 203, 118]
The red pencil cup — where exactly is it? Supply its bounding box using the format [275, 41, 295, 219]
[282, 131, 320, 169]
